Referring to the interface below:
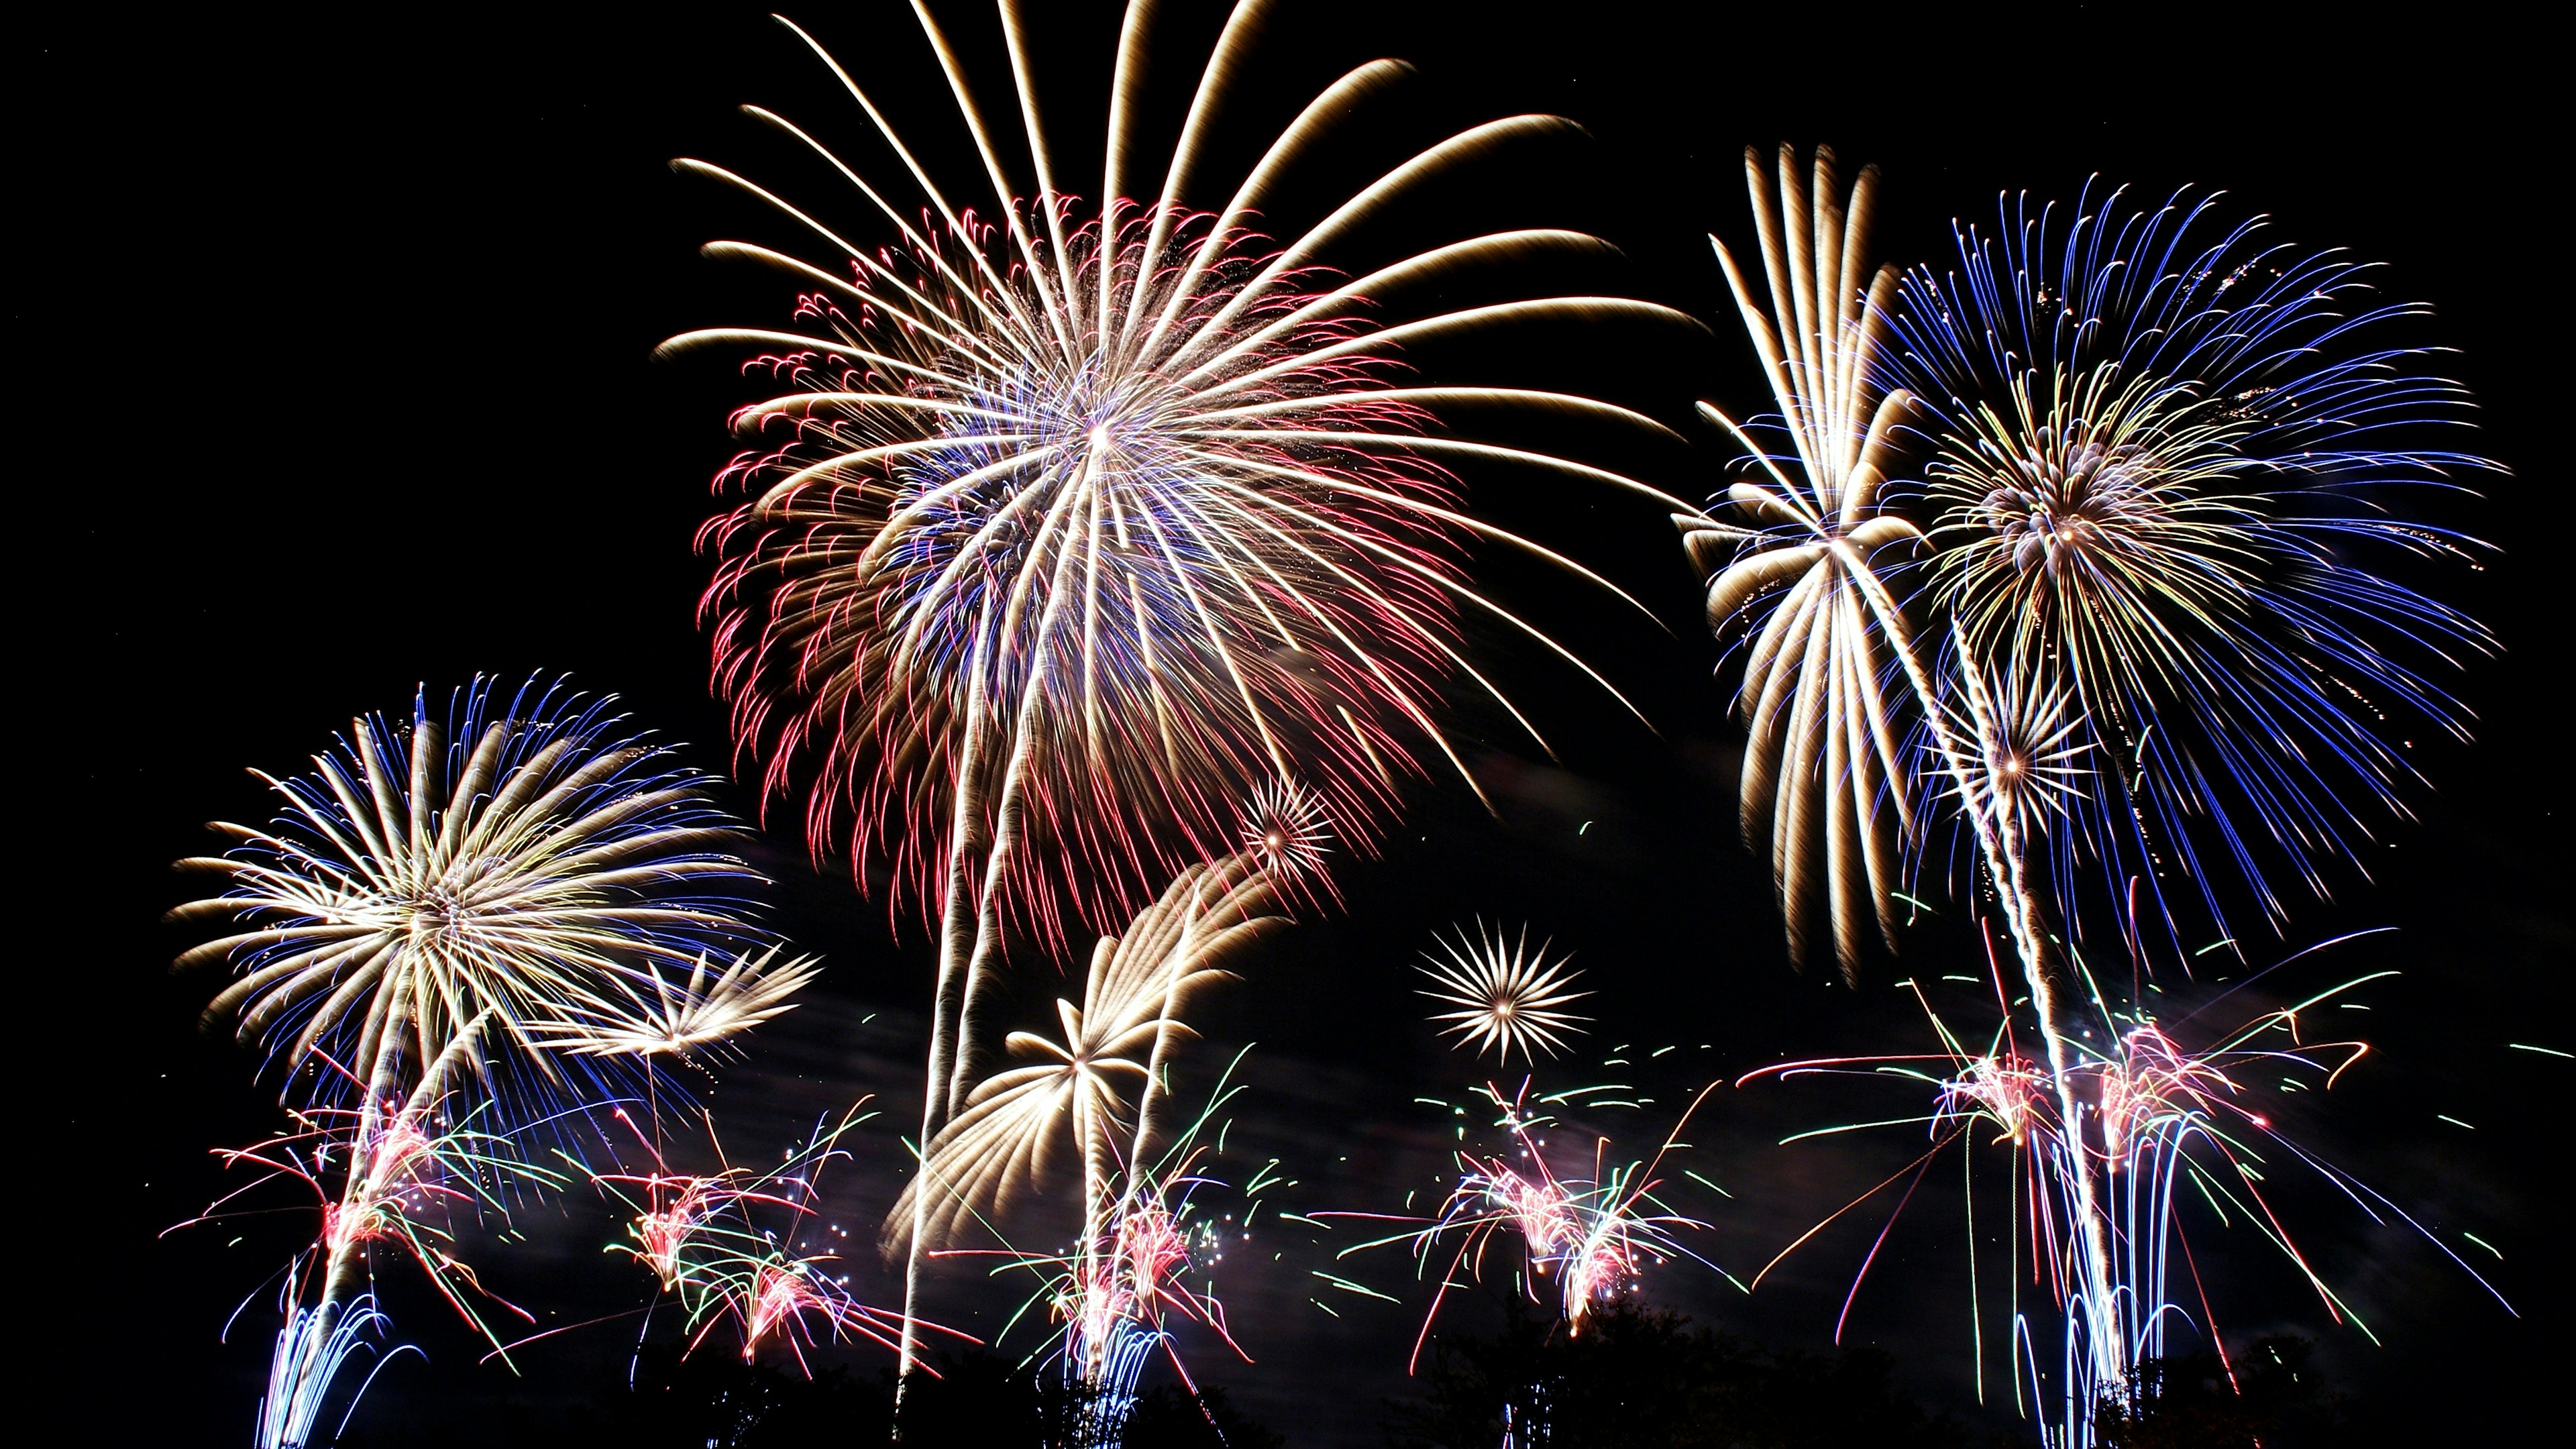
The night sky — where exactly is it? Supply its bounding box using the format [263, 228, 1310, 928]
[29, 3, 2567, 1444]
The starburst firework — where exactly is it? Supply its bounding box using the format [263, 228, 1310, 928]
[1237, 776, 1336, 903]
[1417, 922, 1591, 1065]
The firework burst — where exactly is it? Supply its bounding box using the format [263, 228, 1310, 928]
[1238, 776, 1337, 904]
[1941, 639, 2092, 851]
[1333, 1081, 1726, 1368]
[1676, 145, 1929, 978]
[171, 676, 795, 1110]
[890, 850, 1288, 1256]
[678, 11, 1695, 957]
[1417, 922, 1592, 1065]
[170, 677, 812, 1448]
[952, 1075, 1258, 1445]
[1889, 182, 2494, 936]
[588, 1106, 957, 1374]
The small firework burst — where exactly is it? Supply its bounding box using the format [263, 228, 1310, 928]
[588, 1104, 963, 1374]
[1328, 1081, 1727, 1366]
[1417, 922, 1592, 1065]
[1238, 777, 1336, 902]
[1942, 639, 2092, 845]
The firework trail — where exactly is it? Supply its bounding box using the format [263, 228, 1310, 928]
[1417, 922, 1592, 1065]
[170, 678, 813, 1447]
[661, 1, 1704, 1377]
[1741, 955, 2513, 1446]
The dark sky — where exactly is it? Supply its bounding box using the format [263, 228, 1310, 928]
[27, 3, 2567, 1445]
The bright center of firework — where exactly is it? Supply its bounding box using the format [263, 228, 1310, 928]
[1984, 438, 2161, 576]
[401, 882, 478, 943]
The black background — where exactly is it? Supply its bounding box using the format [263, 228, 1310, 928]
[23, 3, 2567, 1444]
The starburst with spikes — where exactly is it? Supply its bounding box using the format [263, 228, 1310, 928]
[1418, 922, 1591, 1065]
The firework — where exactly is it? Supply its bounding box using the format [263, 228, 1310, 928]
[530, 946, 820, 1061]
[1888, 183, 2493, 939]
[1941, 640, 2091, 850]
[178, 1057, 576, 1446]
[1334, 1081, 1724, 1368]
[252, 1295, 411, 1449]
[1743, 958, 2512, 1445]
[1238, 776, 1338, 906]
[890, 851, 1286, 1256]
[664, 5, 1705, 1374]
[1678, 150, 2144, 1433]
[590, 1105, 953, 1374]
[1676, 145, 1929, 979]
[171, 677, 791, 1108]
[1055, 1158, 1249, 1438]
[1417, 922, 1592, 1065]
[885, 852, 1279, 1437]
[171, 677, 810, 1448]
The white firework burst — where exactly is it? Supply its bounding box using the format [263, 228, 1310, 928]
[1418, 922, 1591, 1065]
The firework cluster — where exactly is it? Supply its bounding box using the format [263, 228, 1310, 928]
[156, 5, 2512, 1448]
[1684, 146, 2500, 1444]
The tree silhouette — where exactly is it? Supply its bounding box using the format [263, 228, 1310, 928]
[2092, 1336, 2343, 1449]
[1388, 1302, 1966, 1448]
